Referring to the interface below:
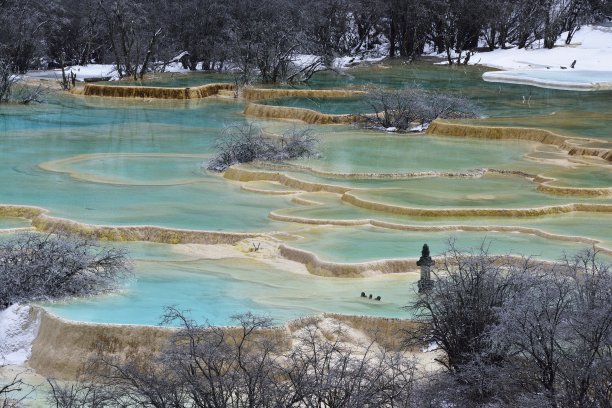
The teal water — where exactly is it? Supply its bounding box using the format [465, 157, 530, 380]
[1, 63, 610, 326]
[280, 63, 612, 139]
[351, 175, 612, 209]
[0, 97, 296, 231]
[541, 166, 612, 188]
[105, 71, 232, 88]
[42, 243, 417, 326]
[0, 217, 31, 229]
[261, 96, 370, 114]
[296, 132, 539, 174]
[287, 226, 599, 263]
[277, 201, 612, 249]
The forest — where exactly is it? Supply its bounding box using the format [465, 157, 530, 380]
[1, 0, 610, 82]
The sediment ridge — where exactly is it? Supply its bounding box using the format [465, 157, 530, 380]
[29, 306, 416, 380]
[427, 120, 612, 163]
[242, 88, 365, 101]
[341, 191, 612, 218]
[83, 83, 234, 99]
[244, 102, 359, 124]
[29, 307, 173, 379]
[0, 204, 260, 245]
[224, 166, 352, 194]
[278, 244, 417, 277]
[230, 163, 612, 201]
[536, 183, 612, 196]
[269, 211, 612, 256]
[250, 162, 547, 182]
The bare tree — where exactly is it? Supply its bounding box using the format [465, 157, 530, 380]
[97, 0, 163, 80]
[0, 232, 131, 309]
[363, 87, 480, 131]
[409, 243, 612, 407]
[493, 249, 612, 407]
[207, 125, 319, 172]
[0, 0, 51, 73]
[0, 60, 46, 104]
[284, 323, 416, 408]
[227, 0, 306, 84]
[49, 309, 417, 407]
[0, 370, 33, 408]
[47, 378, 116, 408]
[0, 60, 18, 103]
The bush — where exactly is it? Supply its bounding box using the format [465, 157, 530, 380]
[0, 59, 46, 104]
[48, 309, 417, 407]
[363, 87, 480, 131]
[410, 244, 612, 407]
[0, 232, 131, 308]
[207, 125, 319, 172]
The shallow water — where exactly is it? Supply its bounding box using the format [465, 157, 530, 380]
[296, 131, 539, 174]
[0, 217, 31, 229]
[261, 96, 370, 114]
[105, 71, 232, 88]
[351, 175, 612, 209]
[285, 226, 598, 263]
[42, 243, 417, 325]
[280, 62, 612, 140]
[2, 63, 610, 326]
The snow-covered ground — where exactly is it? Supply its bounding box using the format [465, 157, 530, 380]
[26, 63, 118, 81]
[0, 305, 40, 366]
[25, 60, 195, 82]
[467, 25, 612, 71]
[23, 24, 612, 85]
[482, 68, 612, 90]
[464, 25, 612, 90]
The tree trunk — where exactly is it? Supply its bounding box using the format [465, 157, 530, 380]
[389, 15, 396, 58]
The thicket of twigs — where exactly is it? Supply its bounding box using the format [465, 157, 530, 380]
[47, 309, 416, 408]
[362, 87, 480, 131]
[411, 244, 612, 407]
[0, 59, 46, 104]
[0, 232, 131, 309]
[207, 125, 319, 172]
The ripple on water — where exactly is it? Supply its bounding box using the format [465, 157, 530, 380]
[42, 245, 418, 326]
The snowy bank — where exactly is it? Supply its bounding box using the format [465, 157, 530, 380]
[469, 25, 612, 71]
[0, 304, 40, 365]
[482, 69, 612, 91]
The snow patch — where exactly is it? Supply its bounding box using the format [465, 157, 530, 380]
[461, 25, 612, 71]
[0, 305, 40, 366]
[409, 124, 427, 132]
[292, 54, 322, 69]
[26, 64, 118, 81]
[482, 68, 612, 90]
[422, 342, 439, 353]
[334, 54, 386, 69]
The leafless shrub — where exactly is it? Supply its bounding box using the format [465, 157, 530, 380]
[363, 87, 480, 131]
[409, 243, 612, 407]
[0, 371, 33, 408]
[10, 84, 47, 104]
[46, 378, 116, 408]
[0, 59, 46, 104]
[492, 248, 612, 407]
[207, 125, 319, 172]
[284, 323, 417, 408]
[0, 232, 131, 309]
[50, 308, 417, 407]
[0, 60, 18, 103]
